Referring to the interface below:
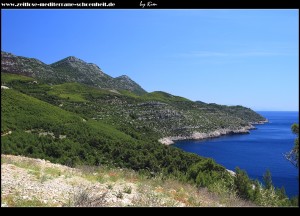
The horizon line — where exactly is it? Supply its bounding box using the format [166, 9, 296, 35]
[254, 110, 299, 112]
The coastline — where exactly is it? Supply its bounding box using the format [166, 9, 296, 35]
[159, 120, 268, 145]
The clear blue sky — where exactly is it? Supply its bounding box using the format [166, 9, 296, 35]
[2, 9, 299, 111]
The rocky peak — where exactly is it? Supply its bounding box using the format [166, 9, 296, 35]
[116, 75, 134, 83]
[1, 51, 147, 94]
[114, 75, 146, 95]
[52, 56, 86, 67]
[64, 56, 83, 63]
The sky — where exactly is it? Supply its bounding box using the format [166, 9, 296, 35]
[1, 9, 299, 111]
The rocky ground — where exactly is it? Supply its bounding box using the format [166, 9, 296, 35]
[1, 154, 253, 207]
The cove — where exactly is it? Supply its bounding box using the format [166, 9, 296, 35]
[174, 111, 299, 198]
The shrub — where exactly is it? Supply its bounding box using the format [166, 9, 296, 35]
[123, 185, 132, 194]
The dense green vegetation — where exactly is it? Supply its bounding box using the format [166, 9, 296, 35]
[1, 84, 219, 187]
[234, 168, 298, 206]
[1, 73, 266, 141]
[290, 123, 299, 167]
[1, 72, 296, 206]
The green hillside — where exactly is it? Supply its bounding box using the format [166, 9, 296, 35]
[1, 71, 294, 206]
[1, 75, 208, 176]
[1, 72, 265, 141]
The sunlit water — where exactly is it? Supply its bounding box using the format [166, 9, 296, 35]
[174, 111, 299, 198]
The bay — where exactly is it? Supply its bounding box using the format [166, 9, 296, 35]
[174, 111, 299, 198]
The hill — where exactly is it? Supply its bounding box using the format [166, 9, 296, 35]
[1, 53, 294, 207]
[1, 51, 146, 95]
[1, 71, 266, 145]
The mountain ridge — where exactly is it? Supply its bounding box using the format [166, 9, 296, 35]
[1, 51, 146, 95]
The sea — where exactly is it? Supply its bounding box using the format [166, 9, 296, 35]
[174, 111, 299, 198]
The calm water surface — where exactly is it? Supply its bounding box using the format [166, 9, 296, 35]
[174, 111, 299, 198]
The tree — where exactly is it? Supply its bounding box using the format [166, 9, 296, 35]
[234, 167, 252, 199]
[285, 123, 299, 167]
[263, 169, 273, 190]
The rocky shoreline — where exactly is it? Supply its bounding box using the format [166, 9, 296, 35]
[250, 119, 269, 125]
[159, 120, 268, 145]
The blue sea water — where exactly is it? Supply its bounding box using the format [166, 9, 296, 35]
[174, 111, 299, 198]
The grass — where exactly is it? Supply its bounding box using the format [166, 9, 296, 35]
[1, 73, 34, 83]
[142, 91, 191, 103]
[1, 155, 72, 184]
[2, 194, 50, 207]
[78, 165, 138, 184]
[78, 165, 108, 183]
[1, 156, 41, 173]
[38, 167, 63, 183]
[44, 167, 62, 177]
[47, 82, 122, 102]
[56, 93, 86, 102]
[1, 89, 83, 132]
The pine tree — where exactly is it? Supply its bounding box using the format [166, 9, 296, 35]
[263, 169, 272, 190]
[234, 167, 252, 199]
